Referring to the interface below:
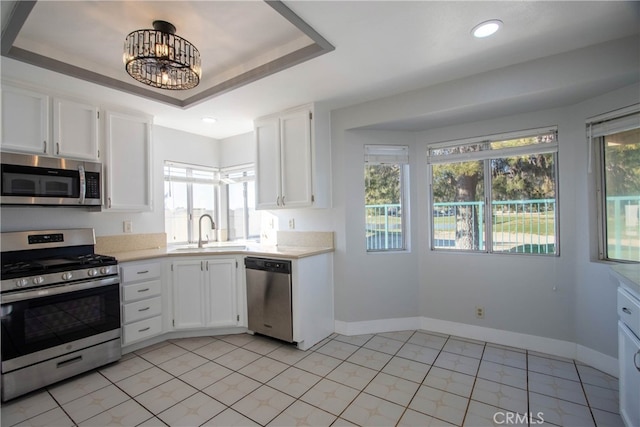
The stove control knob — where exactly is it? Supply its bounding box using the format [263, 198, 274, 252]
[100, 267, 109, 275]
[15, 278, 28, 288]
[88, 269, 98, 277]
[32, 276, 44, 285]
[62, 272, 73, 281]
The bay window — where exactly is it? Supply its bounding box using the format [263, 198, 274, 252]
[428, 128, 559, 255]
[365, 145, 409, 252]
[590, 107, 640, 263]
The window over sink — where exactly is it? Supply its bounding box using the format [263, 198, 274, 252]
[164, 161, 261, 245]
[222, 164, 261, 241]
[164, 162, 217, 245]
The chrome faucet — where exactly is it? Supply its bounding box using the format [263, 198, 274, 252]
[198, 214, 216, 248]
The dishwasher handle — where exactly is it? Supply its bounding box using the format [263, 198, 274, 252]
[244, 257, 291, 274]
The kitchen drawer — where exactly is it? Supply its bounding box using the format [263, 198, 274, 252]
[123, 316, 162, 345]
[123, 296, 161, 323]
[122, 279, 161, 302]
[618, 287, 640, 338]
[121, 262, 161, 282]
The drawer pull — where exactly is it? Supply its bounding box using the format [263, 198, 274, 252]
[137, 270, 149, 275]
[138, 307, 150, 312]
[137, 288, 150, 293]
[622, 307, 632, 315]
[635, 350, 640, 372]
[138, 327, 151, 332]
[57, 355, 82, 368]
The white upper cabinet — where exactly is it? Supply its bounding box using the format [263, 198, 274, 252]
[1, 83, 99, 161]
[280, 108, 313, 208]
[104, 110, 152, 211]
[52, 97, 99, 160]
[1, 85, 49, 154]
[255, 103, 330, 210]
[255, 114, 283, 209]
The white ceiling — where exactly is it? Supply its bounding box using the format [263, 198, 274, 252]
[2, 1, 639, 140]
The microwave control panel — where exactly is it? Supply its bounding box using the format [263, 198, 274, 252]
[85, 172, 101, 199]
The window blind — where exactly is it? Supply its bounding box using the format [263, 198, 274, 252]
[585, 104, 639, 173]
[220, 164, 255, 184]
[364, 145, 409, 165]
[587, 108, 640, 137]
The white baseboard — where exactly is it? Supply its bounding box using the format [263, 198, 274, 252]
[577, 344, 619, 378]
[334, 317, 421, 336]
[420, 316, 577, 359]
[334, 316, 619, 378]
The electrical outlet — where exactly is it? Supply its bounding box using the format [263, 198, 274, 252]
[289, 218, 295, 229]
[123, 220, 133, 233]
[475, 306, 485, 319]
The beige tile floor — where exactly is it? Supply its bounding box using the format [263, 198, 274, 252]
[0, 330, 624, 427]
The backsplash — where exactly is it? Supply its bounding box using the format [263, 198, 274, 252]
[95, 233, 166, 253]
[276, 230, 334, 248]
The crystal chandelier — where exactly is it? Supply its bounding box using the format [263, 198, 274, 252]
[123, 20, 201, 90]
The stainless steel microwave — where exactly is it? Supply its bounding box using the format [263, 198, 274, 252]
[1, 152, 102, 207]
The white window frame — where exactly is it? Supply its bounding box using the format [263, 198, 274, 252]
[365, 144, 410, 252]
[588, 105, 640, 263]
[427, 127, 559, 256]
[221, 163, 259, 241]
[164, 161, 219, 245]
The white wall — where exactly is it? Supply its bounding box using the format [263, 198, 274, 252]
[0, 125, 219, 236]
[327, 36, 639, 361]
[220, 132, 254, 167]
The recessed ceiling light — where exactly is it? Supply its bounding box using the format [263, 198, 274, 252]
[202, 117, 217, 124]
[472, 19, 503, 38]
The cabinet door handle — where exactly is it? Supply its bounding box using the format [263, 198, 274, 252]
[635, 350, 640, 372]
[282, 195, 285, 206]
[43, 141, 47, 153]
[137, 270, 149, 275]
[138, 307, 150, 312]
[56, 142, 60, 155]
[138, 327, 150, 332]
[137, 288, 149, 293]
[108, 198, 112, 208]
[622, 307, 632, 315]
[206, 261, 209, 271]
[201, 261, 204, 271]
[276, 196, 281, 206]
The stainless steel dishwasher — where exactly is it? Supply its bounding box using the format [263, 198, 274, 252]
[244, 257, 293, 343]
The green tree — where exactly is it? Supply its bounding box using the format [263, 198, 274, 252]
[433, 161, 483, 249]
[431, 135, 556, 249]
[604, 128, 640, 196]
[365, 164, 401, 205]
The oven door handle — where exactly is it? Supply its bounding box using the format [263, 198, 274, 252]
[1, 276, 119, 304]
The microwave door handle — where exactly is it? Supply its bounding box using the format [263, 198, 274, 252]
[78, 164, 86, 204]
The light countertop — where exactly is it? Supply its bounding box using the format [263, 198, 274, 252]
[611, 263, 640, 296]
[105, 244, 334, 263]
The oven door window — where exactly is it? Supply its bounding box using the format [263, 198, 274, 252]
[1, 284, 120, 362]
[1, 164, 80, 198]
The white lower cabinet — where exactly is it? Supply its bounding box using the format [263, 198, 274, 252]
[618, 321, 640, 427]
[617, 283, 640, 427]
[120, 261, 164, 345]
[171, 257, 239, 330]
[291, 253, 334, 350]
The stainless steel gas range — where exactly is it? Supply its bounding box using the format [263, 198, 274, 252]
[0, 229, 121, 401]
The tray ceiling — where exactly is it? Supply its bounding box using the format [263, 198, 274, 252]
[2, 1, 334, 108]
